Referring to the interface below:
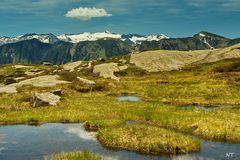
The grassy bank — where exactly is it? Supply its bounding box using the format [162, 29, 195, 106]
[98, 124, 200, 155]
[51, 151, 102, 160]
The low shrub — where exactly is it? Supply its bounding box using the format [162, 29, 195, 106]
[58, 70, 78, 81]
[69, 81, 108, 93]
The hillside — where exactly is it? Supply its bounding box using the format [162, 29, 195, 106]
[139, 31, 240, 51]
[131, 43, 240, 72]
[0, 39, 131, 65]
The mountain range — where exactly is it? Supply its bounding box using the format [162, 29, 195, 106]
[0, 31, 239, 65]
[0, 31, 169, 46]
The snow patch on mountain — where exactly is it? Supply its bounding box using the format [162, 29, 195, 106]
[20, 33, 59, 44]
[58, 31, 122, 43]
[197, 33, 214, 49]
[0, 33, 59, 45]
[58, 31, 169, 44]
[127, 34, 169, 44]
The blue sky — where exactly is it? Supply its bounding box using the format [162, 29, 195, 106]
[0, 0, 240, 38]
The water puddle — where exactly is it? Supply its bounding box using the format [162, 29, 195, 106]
[0, 123, 239, 160]
[117, 96, 142, 102]
[126, 120, 144, 126]
[177, 104, 240, 112]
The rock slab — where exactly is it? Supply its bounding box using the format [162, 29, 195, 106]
[33, 92, 61, 107]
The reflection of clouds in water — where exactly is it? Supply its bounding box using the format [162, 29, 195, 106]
[64, 126, 97, 141]
[172, 155, 215, 160]
[103, 155, 121, 160]
[0, 134, 5, 143]
[0, 134, 6, 144]
[0, 134, 6, 154]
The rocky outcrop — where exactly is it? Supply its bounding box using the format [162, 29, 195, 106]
[32, 92, 61, 107]
[25, 69, 45, 76]
[130, 44, 240, 72]
[77, 77, 96, 85]
[0, 75, 69, 94]
[13, 65, 33, 69]
[93, 63, 128, 81]
[16, 75, 69, 87]
[0, 86, 17, 94]
[63, 61, 82, 72]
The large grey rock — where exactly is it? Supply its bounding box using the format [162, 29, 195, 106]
[16, 75, 69, 88]
[25, 69, 45, 76]
[93, 63, 128, 81]
[32, 92, 61, 107]
[0, 75, 69, 95]
[0, 86, 17, 94]
[63, 61, 82, 72]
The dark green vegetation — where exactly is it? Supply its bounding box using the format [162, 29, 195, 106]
[0, 57, 239, 155]
[0, 39, 131, 65]
[51, 151, 102, 160]
[139, 31, 240, 51]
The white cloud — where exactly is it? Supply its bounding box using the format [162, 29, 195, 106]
[65, 7, 112, 20]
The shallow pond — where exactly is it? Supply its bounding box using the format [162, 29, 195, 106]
[177, 104, 240, 112]
[117, 96, 142, 102]
[0, 124, 239, 160]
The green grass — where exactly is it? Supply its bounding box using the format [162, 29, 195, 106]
[51, 151, 102, 160]
[98, 124, 200, 155]
[0, 60, 239, 155]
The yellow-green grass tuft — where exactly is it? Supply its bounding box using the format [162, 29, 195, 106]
[98, 124, 200, 155]
[51, 151, 102, 160]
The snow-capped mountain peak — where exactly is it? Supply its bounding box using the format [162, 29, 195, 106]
[58, 31, 122, 43]
[19, 33, 59, 44]
[57, 32, 169, 44]
[0, 31, 169, 46]
[0, 33, 59, 45]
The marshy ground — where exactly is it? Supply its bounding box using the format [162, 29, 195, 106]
[0, 57, 239, 159]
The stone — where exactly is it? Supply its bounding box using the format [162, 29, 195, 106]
[25, 70, 45, 76]
[42, 62, 53, 66]
[14, 77, 25, 82]
[13, 65, 33, 69]
[32, 92, 61, 107]
[77, 77, 96, 85]
[0, 86, 17, 94]
[119, 59, 127, 64]
[93, 63, 128, 81]
[16, 75, 69, 88]
[63, 61, 82, 72]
